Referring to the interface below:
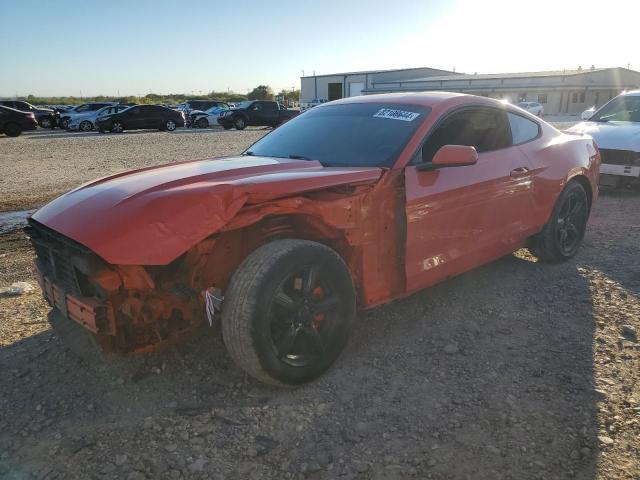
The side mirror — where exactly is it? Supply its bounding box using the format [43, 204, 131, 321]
[417, 145, 479, 171]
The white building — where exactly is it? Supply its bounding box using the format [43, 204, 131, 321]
[300, 66, 640, 115]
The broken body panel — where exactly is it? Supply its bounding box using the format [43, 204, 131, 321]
[28, 93, 600, 353]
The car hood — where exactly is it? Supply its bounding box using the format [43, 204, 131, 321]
[32, 156, 382, 265]
[567, 121, 640, 152]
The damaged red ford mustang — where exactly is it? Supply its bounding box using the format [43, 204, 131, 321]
[27, 92, 600, 386]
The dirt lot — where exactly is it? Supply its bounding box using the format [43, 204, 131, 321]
[0, 128, 639, 480]
[0, 128, 266, 211]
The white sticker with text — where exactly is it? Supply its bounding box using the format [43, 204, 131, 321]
[373, 108, 420, 122]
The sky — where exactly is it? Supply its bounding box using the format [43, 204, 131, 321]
[0, 0, 638, 97]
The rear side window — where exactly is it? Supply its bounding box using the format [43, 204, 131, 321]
[508, 112, 540, 145]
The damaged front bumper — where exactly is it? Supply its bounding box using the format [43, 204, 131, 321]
[28, 220, 205, 353]
[35, 264, 116, 335]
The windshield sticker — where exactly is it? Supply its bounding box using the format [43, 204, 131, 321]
[373, 108, 420, 122]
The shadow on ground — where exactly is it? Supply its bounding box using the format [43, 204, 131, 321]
[0, 250, 601, 479]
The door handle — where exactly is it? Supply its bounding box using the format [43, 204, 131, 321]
[510, 167, 530, 178]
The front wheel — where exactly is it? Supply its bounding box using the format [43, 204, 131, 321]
[529, 181, 589, 263]
[222, 240, 356, 387]
[39, 116, 53, 129]
[111, 120, 124, 133]
[233, 116, 246, 130]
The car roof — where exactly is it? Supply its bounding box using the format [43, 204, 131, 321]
[0, 104, 24, 113]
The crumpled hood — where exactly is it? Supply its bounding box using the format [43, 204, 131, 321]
[567, 121, 640, 152]
[32, 156, 382, 265]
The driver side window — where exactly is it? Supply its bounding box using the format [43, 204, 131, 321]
[420, 107, 511, 163]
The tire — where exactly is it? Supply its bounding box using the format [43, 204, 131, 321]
[39, 116, 53, 129]
[111, 120, 124, 133]
[222, 239, 356, 387]
[165, 119, 177, 131]
[222, 124, 232, 130]
[79, 120, 93, 132]
[62, 118, 70, 129]
[233, 116, 246, 130]
[529, 181, 589, 263]
[197, 117, 209, 128]
[4, 123, 22, 137]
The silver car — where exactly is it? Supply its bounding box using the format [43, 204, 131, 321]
[67, 105, 132, 131]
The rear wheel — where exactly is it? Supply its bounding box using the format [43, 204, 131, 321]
[197, 117, 209, 128]
[79, 120, 92, 132]
[222, 240, 356, 386]
[165, 119, 177, 131]
[233, 116, 246, 130]
[529, 181, 589, 263]
[4, 123, 22, 137]
[39, 116, 53, 129]
[111, 120, 124, 133]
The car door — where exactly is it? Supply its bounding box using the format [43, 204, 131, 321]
[141, 106, 162, 128]
[262, 102, 279, 125]
[124, 106, 143, 129]
[248, 102, 267, 125]
[403, 106, 535, 293]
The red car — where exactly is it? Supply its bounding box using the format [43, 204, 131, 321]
[27, 93, 600, 386]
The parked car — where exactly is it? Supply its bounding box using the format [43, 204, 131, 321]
[517, 101, 544, 116]
[176, 100, 225, 115]
[27, 92, 599, 386]
[67, 104, 134, 132]
[189, 103, 231, 128]
[60, 103, 120, 128]
[0, 105, 38, 136]
[217, 100, 300, 130]
[300, 98, 328, 111]
[0, 100, 55, 128]
[94, 104, 185, 133]
[567, 90, 640, 188]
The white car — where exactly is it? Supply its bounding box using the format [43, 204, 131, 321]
[300, 98, 327, 112]
[67, 105, 132, 131]
[517, 101, 544, 116]
[60, 102, 119, 128]
[189, 103, 231, 128]
[567, 90, 640, 187]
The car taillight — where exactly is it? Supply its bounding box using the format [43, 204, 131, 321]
[28, 113, 35, 118]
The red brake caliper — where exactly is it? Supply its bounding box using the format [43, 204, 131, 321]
[312, 286, 325, 327]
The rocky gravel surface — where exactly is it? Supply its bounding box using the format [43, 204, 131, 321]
[0, 126, 638, 479]
[0, 128, 266, 211]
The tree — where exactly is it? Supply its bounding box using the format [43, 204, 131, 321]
[277, 89, 300, 102]
[247, 85, 274, 101]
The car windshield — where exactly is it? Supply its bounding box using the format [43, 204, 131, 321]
[590, 95, 640, 122]
[246, 103, 430, 167]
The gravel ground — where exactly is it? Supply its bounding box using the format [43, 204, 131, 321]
[0, 128, 266, 211]
[0, 125, 638, 480]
